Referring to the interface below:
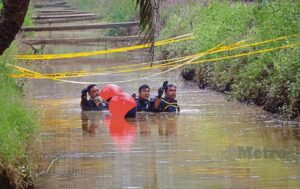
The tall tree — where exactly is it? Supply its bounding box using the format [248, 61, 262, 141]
[0, 0, 30, 55]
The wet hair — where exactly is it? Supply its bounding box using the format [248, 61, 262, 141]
[138, 84, 150, 93]
[87, 84, 97, 93]
[165, 84, 176, 92]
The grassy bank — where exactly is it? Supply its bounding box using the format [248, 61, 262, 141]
[157, 0, 300, 119]
[0, 3, 37, 189]
[0, 45, 37, 188]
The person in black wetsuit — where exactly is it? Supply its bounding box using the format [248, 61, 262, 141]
[153, 84, 180, 112]
[126, 84, 152, 117]
[81, 84, 108, 111]
[136, 84, 152, 112]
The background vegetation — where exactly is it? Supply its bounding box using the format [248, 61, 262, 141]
[0, 47, 36, 162]
[157, 0, 300, 119]
[0, 2, 37, 187]
[0, 45, 37, 184]
[0, 1, 36, 164]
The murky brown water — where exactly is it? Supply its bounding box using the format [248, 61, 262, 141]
[21, 9, 300, 189]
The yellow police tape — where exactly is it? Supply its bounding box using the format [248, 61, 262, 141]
[10, 43, 299, 81]
[9, 38, 250, 79]
[54, 42, 300, 85]
[16, 34, 194, 60]
[10, 33, 299, 80]
[40, 43, 223, 84]
[13, 33, 297, 78]
[33, 33, 298, 76]
[9, 41, 298, 83]
[191, 43, 300, 65]
[9, 39, 244, 79]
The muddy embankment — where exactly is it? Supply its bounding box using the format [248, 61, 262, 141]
[0, 164, 34, 189]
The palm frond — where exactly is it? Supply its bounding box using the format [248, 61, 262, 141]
[135, 0, 161, 65]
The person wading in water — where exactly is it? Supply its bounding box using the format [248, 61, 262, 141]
[81, 84, 108, 111]
[153, 82, 180, 112]
[135, 84, 152, 112]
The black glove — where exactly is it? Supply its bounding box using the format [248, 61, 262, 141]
[131, 93, 137, 99]
[81, 88, 88, 98]
[157, 87, 164, 98]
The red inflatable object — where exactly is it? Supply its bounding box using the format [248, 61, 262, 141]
[109, 92, 136, 118]
[99, 84, 123, 101]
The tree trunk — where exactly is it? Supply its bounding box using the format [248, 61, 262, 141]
[0, 0, 30, 55]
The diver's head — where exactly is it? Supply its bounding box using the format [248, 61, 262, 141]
[138, 84, 150, 100]
[87, 84, 99, 99]
[165, 84, 176, 100]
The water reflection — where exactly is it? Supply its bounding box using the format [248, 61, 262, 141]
[81, 111, 102, 135]
[156, 113, 178, 136]
[31, 93, 300, 189]
[81, 111, 137, 152]
[80, 111, 180, 152]
[27, 83, 300, 189]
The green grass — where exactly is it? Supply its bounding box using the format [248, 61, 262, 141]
[0, 45, 37, 164]
[158, 0, 300, 118]
[0, 3, 36, 186]
[69, 0, 137, 35]
[23, 5, 33, 27]
[69, 0, 136, 22]
[0, 5, 36, 162]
